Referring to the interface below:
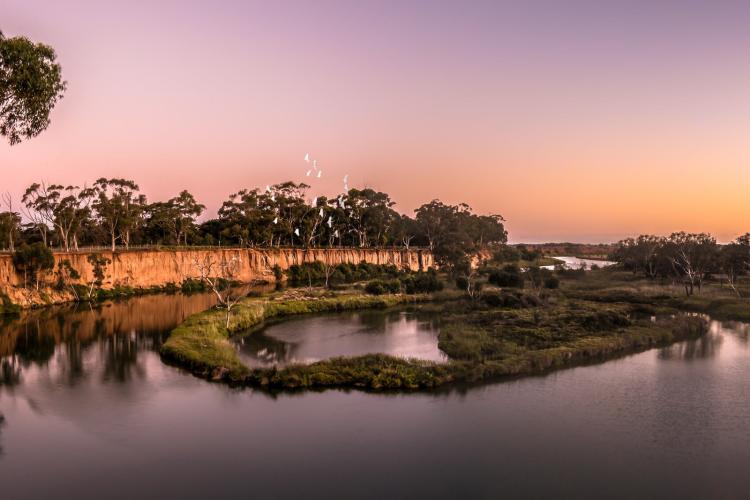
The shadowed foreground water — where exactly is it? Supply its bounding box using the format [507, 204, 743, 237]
[1, 295, 749, 500]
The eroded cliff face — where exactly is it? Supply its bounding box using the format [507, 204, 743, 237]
[0, 247, 434, 308]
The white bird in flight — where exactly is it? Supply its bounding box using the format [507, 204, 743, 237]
[304, 153, 310, 163]
[317, 170, 322, 178]
[306, 169, 312, 177]
[294, 228, 300, 237]
[273, 217, 278, 224]
[319, 208, 324, 218]
[327, 216, 333, 228]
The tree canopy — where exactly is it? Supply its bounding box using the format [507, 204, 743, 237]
[2, 179, 507, 259]
[0, 31, 66, 145]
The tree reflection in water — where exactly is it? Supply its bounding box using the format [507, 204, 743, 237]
[0, 292, 220, 388]
[659, 321, 726, 360]
[0, 411, 5, 456]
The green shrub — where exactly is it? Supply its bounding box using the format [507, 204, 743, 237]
[481, 291, 504, 307]
[181, 278, 206, 293]
[488, 264, 524, 288]
[287, 262, 402, 285]
[401, 270, 443, 294]
[12, 242, 54, 289]
[544, 276, 560, 289]
[365, 279, 401, 295]
[455, 276, 468, 290]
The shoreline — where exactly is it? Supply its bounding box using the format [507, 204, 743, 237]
[160, 289, 708, 391]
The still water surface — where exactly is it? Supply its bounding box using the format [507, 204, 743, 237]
[1, 294, 750, 499]
[542, 255, 616, 270]
[234, 309, 445, 367]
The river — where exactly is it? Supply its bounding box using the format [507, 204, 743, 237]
[1, 293, 749, 499]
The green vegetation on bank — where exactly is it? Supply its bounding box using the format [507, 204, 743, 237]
[161, 274, 709, 390]
[160, 290, 447, 381]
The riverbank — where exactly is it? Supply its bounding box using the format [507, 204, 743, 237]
[160, 289, 457, 383]
[564, 266, 750, 321]
[161, 284, 708, 390]
[0, 246, 434, 310]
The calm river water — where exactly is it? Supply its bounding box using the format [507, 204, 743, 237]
[1, 293, 749, 499]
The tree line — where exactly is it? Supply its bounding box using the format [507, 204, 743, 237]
[610, 232, 750, 296]
[0, 179, 507, 267]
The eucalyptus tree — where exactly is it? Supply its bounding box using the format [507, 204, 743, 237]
[720, 235, 750, 297]
[342, 188, 397, 247]
[0, 192, 20, 251]
[0, 30, 66, 145]
[611, 235, 665, 278]
[92, 178, 145, 251]
[414, 200, 506, 274]
[160, 190, 205, 245]
[663, 232, 718, 295]
[0, 210, 20, 251]
[22, 182, 94, 252]
[414, 200, 451, 251]
[217, 188, 275, 246]
[269, 182, 308, 246]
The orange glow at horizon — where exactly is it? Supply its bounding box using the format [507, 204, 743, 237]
[3, 0, 750, 243]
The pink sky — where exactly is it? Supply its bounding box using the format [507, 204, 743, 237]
[2, 0, 750, 242]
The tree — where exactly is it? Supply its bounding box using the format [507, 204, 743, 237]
[86, 253, 111, 299]
[22, 182, 93, 252]
[0, 31, 66, 145]
[0, 210, 20, 251]
[92, 178, 145, 251]
[414, 200, 506, 274]
[663, 232, 718, 296]
[171, 190, 205, 245]
[142, 191, 204, 246]
[55, 259, 81, 299]
[192, 254, 244, 328]
[719, 237, 750, 297]
[12, 242, 54, 290]
[611, 235, 664, 278]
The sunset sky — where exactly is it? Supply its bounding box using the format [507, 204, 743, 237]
[2, 0, 750, 242]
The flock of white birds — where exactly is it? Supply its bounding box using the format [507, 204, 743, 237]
[264, 153, 351, 240]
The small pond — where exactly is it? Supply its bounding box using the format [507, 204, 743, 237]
[542, 255, 616, 270]
[234, 309, 446, 367]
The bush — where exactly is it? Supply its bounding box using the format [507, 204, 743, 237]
[403, 270, 443, 294]
[481, 291, 504, 307]
[488, 264, 524, 288]
[12, 242, 54, 289]
[272, 264, 283, 281]
[364, 279, 401, 295]
[544, 276, 560, 289]
[287, 262, 401, 285]
[492, 245, 520, 263]
[455, 276, 469, 291]
[181, 278, 206, 293]
[555, 267, 586, 279]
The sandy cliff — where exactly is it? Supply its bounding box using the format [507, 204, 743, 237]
[0, 247, 434, 308]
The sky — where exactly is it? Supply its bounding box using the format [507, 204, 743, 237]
[2, 0, 750, 243]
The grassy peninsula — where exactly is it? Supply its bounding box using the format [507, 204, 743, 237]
[161, 278, 708, 391]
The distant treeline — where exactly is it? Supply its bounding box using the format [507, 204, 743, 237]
[610, 232, 750, 296]
[0, 179, 507, 269]
[519, 242, 615, 259]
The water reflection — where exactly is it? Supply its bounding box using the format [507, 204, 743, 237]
[2, 296, 750, 498]
[235, 309, 445, 367]
[658, 331, 724, 360]
[0, 411, 5, 456]
[0, 293, 219, 390]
